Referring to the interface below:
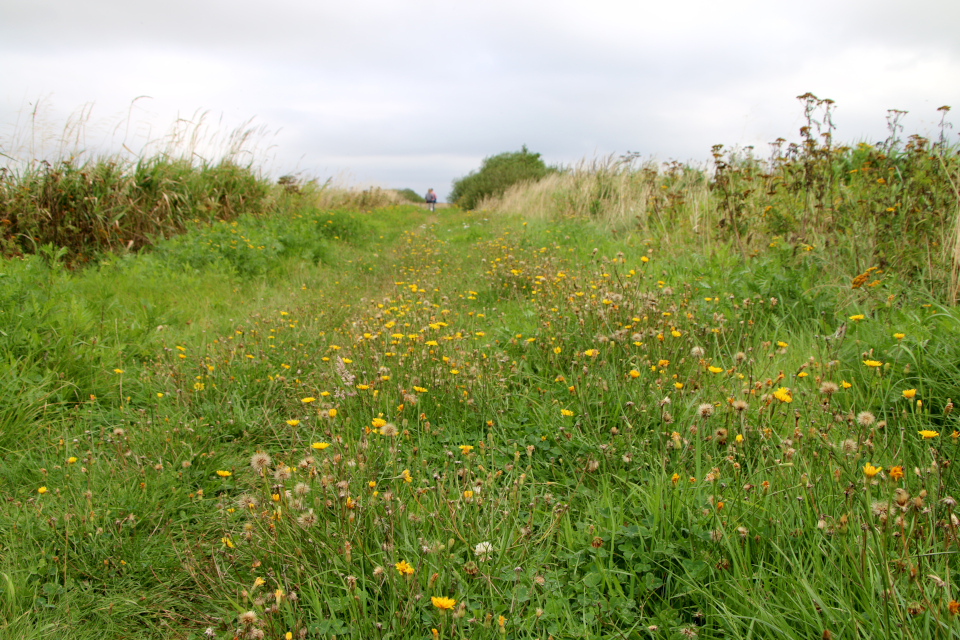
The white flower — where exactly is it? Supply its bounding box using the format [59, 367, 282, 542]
[474, 541, 494, 561]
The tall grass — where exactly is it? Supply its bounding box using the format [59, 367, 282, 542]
[0, 104, 412, 261]
[476, 100, 960, 301]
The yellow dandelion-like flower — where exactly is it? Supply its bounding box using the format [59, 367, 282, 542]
[708, 366, 723, 374]
[902, 389, 916, 399]
[431, 596, 456, 610]
[863, 360, 882, 368]
[38, 486, 48, 494]
[395, 560, 414, 575]
[863, 462, 881, 478]
[216, 470, 232, 477]
[311, 442, 330, 450]
[628, 370, 640, 378]
[584, 349, 599, 357]
[301, 397, 315, 404]
[286, 419, 300, 426]
[918, 430, 939, 439]
[561, 409, 574, 417]
[113, 369, 124, 374]
[893, 332, 905, 340]
[773, 387, 792, 403]
[849, 314, 865, 321]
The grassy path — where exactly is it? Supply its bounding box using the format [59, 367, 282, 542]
[3, 205, 960, 639]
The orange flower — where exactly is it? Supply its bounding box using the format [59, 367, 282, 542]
[888, 466, 904, 481]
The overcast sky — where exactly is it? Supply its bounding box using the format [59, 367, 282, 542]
[2, 0, 958, 199]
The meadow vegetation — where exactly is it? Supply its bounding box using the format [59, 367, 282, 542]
[2, 98, 960, 640]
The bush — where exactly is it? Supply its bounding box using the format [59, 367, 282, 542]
[449, 146, 552, 210]
[394, 188, 424, 203]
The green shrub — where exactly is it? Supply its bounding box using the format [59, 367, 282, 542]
[394, 188, 424, 203]
[450, 146, 553, 210]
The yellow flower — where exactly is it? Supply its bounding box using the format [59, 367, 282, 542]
[395, 560, 414, 575]
[735, 434, 743, 443]
[841, 381, 852, 389]
[113, 369, 124, 374]
[67, 457, 77, 464]
[773, 387, 792, 403]
[674, 382, 683, 389]
[216, 470, 232, 477]
[463, 490, 474, 498]
[584, 349, 599, 357]
[862, 360, 882, 368]
[301, 397, 315, 404]
[640, 256, 649, 263]
[902, 389, 916, 399]
[328, 408, 337, 417]
[38, 486, 48, 494]
[372, 418, 387, 428]
[863, 462, 881, 478]
[561, 409, 574, 417]
[431, 596, 456, 610]
[776, 341, 788, 348]
[708, 366, 723, 374]
[311, 442, 330, 450]
[459, 445, 474, 455]
[849, 314, 865, 321]
[658, 359, 670, 367]
[628, 370, 640, 378]
[221, 536, 234, 548]
[286, 419, 300, 426]
[671, 330, 681, 338]
[156, 392, 164, 398]
[889, 466, 904, 480]
[893, 332, 905, 340]
[918, 430, 939, 439]
[553, 347, 561, 354]
[671, 473, 679, 484]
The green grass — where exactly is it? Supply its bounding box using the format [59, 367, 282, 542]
[2, 154, 960, 639]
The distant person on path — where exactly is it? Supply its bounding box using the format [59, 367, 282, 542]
[425, 188, 437, 212]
